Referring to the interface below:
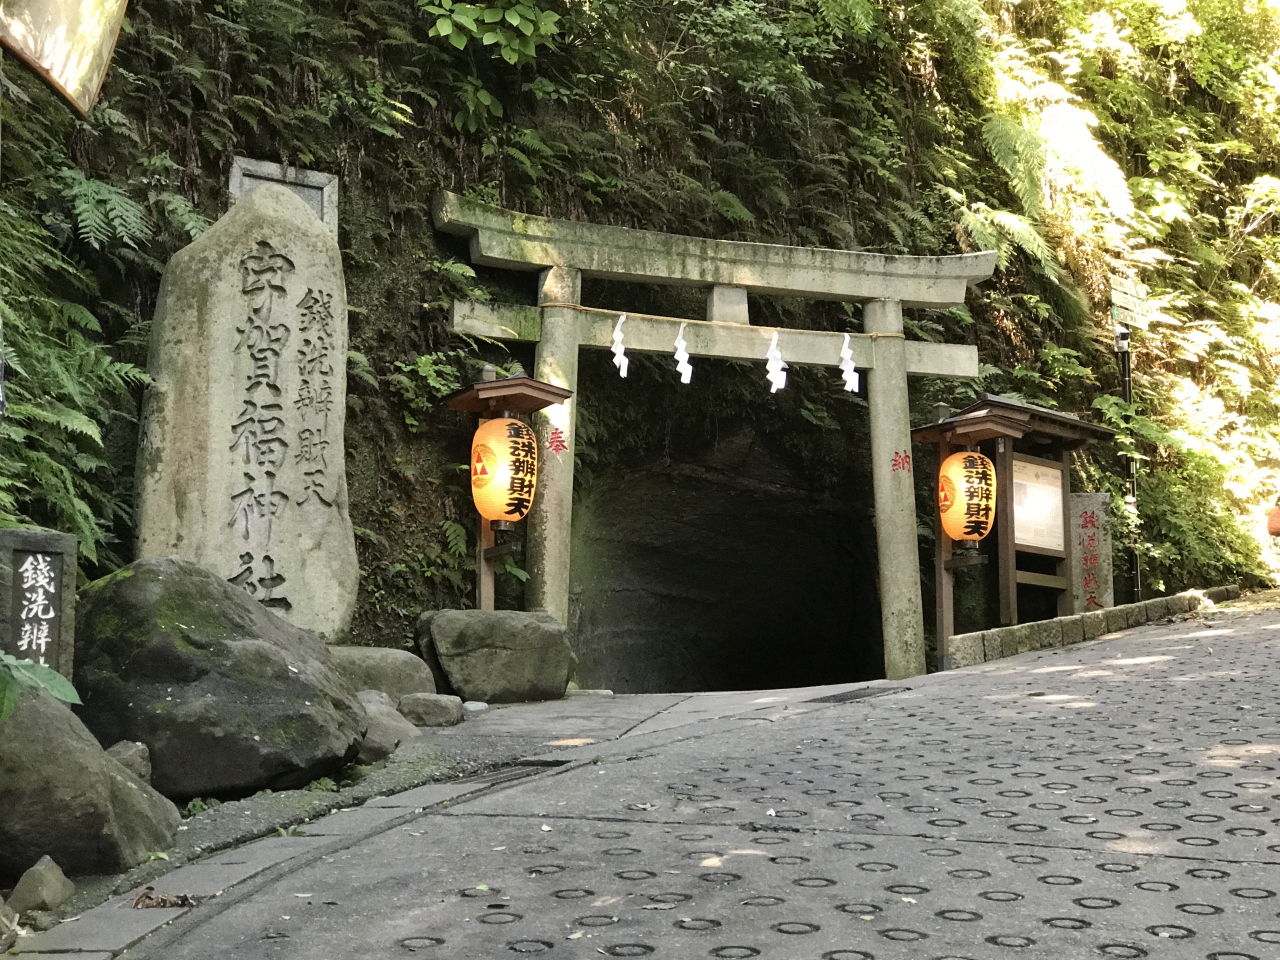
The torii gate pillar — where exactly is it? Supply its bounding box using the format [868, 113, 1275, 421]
[527, 267, 582, 623]
[865, 299, 926, 679]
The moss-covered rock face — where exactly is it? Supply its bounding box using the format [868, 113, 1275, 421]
[74, 557, 367, 800]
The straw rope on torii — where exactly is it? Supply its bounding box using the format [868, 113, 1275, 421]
[434, 191, 997, 680]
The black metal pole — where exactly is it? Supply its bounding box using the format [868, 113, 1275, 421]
[1114, 320, 1140, 603]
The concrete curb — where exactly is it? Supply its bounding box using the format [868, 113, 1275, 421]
[947, 584, 1242, 668]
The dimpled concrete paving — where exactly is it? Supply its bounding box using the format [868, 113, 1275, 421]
[126, 610, 1280, 959]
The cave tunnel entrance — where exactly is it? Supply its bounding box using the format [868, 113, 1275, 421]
[564, 375, 885, 694]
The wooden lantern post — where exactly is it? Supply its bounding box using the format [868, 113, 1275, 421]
[913, 395, 1115, 670]
[446, 369, 573, 612]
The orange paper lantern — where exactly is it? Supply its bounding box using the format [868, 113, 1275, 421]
[939, 451, 997, 541]
[471, 417, 538, 522]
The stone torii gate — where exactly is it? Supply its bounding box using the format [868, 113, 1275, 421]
[434, 192, 997, 680]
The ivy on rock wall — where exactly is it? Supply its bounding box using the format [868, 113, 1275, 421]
[0, 0, 1276, 646]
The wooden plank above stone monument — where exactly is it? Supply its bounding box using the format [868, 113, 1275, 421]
[135, 185, 358, 642]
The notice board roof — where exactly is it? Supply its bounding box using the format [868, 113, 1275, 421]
[444, 373, 573, 416]
[912, 394, 1116, 447]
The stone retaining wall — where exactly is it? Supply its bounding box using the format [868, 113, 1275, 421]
[948, 585, 1242, 669]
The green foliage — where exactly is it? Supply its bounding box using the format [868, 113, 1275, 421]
[3, 0, 1278, 645]
[306, 776, 339, 792]
[421, 0, 560, 65]
[0, 653, 81, 725]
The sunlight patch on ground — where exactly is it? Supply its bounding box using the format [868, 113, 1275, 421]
[1202, 743, 1280, 767]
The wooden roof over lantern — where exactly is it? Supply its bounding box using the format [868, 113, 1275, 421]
[911, 394, 1116, 449]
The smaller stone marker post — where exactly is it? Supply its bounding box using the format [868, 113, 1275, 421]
[0, 528, 78, 679]
[1071, 493, 1114, 612]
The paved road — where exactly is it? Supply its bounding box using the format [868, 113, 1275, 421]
[31, 606, 1280, 959]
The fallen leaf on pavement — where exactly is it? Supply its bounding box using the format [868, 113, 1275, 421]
[133, 887, 199, 909]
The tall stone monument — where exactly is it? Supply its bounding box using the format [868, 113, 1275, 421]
[136, 185, 358, 641]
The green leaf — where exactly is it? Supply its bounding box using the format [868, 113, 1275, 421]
[2, 655, 81, 704]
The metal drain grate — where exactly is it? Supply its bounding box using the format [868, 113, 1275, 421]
[805, 686, 907, 704]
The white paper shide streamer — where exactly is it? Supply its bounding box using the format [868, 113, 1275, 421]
[765, 332, 787, 393]
[674, 322, 693, 384]
[611, 314, 629, 378]
[839, 332, 860, 392]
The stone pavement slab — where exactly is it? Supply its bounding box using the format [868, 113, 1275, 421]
[295, 805, 408, 836]
[434, 694, 691, 742]
[201, 835, 331, 866]
[14, 898, 187, 954]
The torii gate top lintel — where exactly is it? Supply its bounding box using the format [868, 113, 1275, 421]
[434, 191, 996, 309]
[437, 191, 998, 684]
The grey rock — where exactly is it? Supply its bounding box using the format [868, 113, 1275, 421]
[1060, 615, 1085, 646]
[414, 610, 455, 696]
[135, 185, 357, 642]
[1205, 584, 1241, 603]
[356, 690, 420, 763]
[430, 610, 577, 703]
[982, 631, 1004, 662]
[1035, 619, 1063, 649]
[0, 895, 16, 950]
[106, 741, 152, 783]
[1143, 597, 1173, 621]
[328, 647, 436, 702]
[1081, 610, 1108, 639]
[1169, 592, 1194, 614]
[397, 693, 464, 727]
[948, 632, 985, 668]
[1004, 623, 1036, 656]
[462, 700, 489, 714]
[1125, 603, 1149, 628]
[6, 856, 75, 915]
[0, 692, 180, 880]
[73, 557, 366, 799]
[1104, 605, 1129, 633]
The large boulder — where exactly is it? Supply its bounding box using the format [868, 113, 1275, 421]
[74, 558, 367, 799]
[429, 610, 576, 703]
[0, 691, 181, 880]
[328, 647, 435, 701]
